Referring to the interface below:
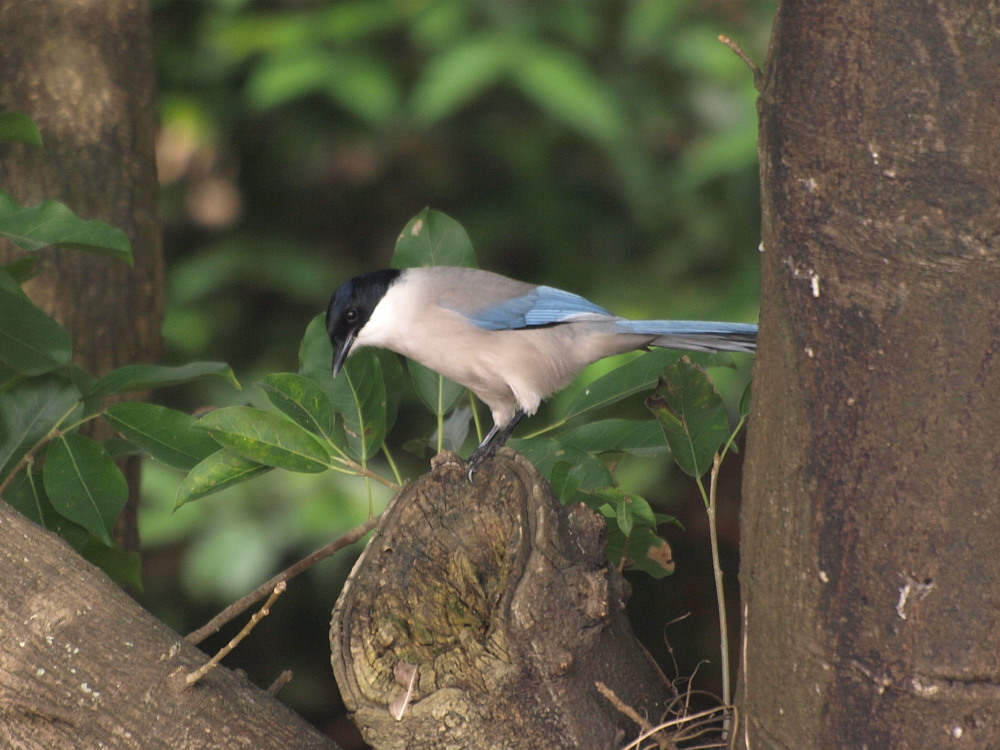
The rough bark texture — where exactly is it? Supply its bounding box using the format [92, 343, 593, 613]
[0, 500, 338, 749]
[0, 0, 165, 549]
[331, 450, 675, 750]
[740, 1, 1000, 748]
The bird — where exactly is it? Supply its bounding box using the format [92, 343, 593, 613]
[326, 266, 757, 474]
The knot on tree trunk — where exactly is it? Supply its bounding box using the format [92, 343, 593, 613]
[331, 449, 674, 750]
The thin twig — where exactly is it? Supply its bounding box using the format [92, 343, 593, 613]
[0, 441, 42, 496]
[707, 452, 731, 708]
[185, 514, 380, 645]
[717, 35, 764, 91]
[341, 460, 400, 490]
[267, 669, 293, 696]
[382, 444, 404, 486]
[618, 706, 732, 750]
[0, 402, 106, 496]
[185, 581, 286, 687]
[596, 681, 674, 750]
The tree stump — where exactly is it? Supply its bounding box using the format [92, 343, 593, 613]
[331, 449, 674, 749]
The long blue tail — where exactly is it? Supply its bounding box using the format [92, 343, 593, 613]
[616, 320, 757, 353]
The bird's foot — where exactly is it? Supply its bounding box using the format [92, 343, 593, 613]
[466, 443, 498, 482]
[465, 410, 526, 482]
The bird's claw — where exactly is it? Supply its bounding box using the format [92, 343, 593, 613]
[465, 444, 497, 482]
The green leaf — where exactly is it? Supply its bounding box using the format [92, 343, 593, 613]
[43, 434, 128, 546]
[679, 125, 760, 190]
[323, 52, 399, 126]
[616, 497, 634, 537]
[510, 43, 626, 146]
[646, 357, 729, 478]
[629, 494, 656, 527]
[86, 361, 240, 398]
[374, 348, 404, 433]
[391, 208, 477, 269]
[411, 35, 509, 123]
[212, 4, 401, 58]
[64, 363, 100, 418]
[0, 266, 21, 294]
[246, 48, 338, 108]
[559, 419, 668, 457]
[625, 527, 676, 579]
[0, 192, 131, 263]
[0, 374, 81, 481]
[195, 406, 331, 473]
[299, 314, 335, 391]
[587, 487, 657, 539]
[81, 538, 143, 591]
[300, 315, 405, 453]
[548, 460, 581, 503]
[103, 402, 219, 471]
[407, 359, 466, 417]
[0, 282, 72, 375]
[175, 449, 272, 508]
[654, 512, 684, 529]
[3, 468, 90, 550]
[2, 256, 42, 283]
[258, 372, 337, 439]
[509, 437, 613, 493]
[0, 112, 43, 146]
[555, 348, 681, 424]
[623, 0, 685, 53]
[248, 49, 399, 126]
[739, 380, 753, 419]
[327, 349, 387, 462]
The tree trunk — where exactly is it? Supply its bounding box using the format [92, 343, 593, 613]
[331, 450, 676, 750]
[740, 0, 1000, 747]
[0, 0, 165, 550]
[0, 499, 339, 749]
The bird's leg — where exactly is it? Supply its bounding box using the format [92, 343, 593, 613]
[466, 410, 526, 481]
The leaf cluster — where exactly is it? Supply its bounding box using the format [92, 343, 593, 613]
[0, 116, 237, 584]
[2, 165, 752, 582]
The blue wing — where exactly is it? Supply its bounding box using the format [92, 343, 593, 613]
[462, 285, 613, 331]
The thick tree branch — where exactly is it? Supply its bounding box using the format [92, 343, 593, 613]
[0, 501, 338, 749]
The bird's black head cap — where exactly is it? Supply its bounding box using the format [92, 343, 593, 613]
[326, 268, 401, 376]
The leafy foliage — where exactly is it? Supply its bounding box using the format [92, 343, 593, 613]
[0, 193, 131, 263]
[0, 111, 43, 147]
[0, 184, 239, 579]
[646, 357, 732, 478]
[160, 209, 751, 578]
[0, 277, 239, 576]
[392, 207, 477, 270]
[2, 201, 753, 583]
[646, 357, 751, 704]
[0, 280, 73, 375]
[43, 434, 129, 546]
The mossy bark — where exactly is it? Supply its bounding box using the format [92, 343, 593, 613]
[331, 450, 674, 750]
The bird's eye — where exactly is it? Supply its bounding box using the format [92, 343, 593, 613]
[346, 308, 359, 324]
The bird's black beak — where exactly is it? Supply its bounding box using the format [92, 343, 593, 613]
[331, 329, 357, 378]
